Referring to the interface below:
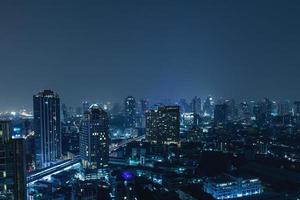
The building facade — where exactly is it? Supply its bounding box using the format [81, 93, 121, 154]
[124, 96, 137, 128]
[33, 90, 61, 168]
[80, 104, 109, 178]
[146, 106, 180, 144]
[0, 120, 26, 200]
[203, 175, 262, 199]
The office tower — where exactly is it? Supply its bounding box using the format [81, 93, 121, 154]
[225, 99, 237, 121]
[294, 101, 300, 116]
[191, 96, 201, 115]
[124, 96, 137, 128]
[145, 110, 158, 143]
[82, 101, 90, 114]
[263, 98, 272, 120]
[80, 104, 109, 176]
[139, 99, 149, 115]
[214, 104, 228, 124]
[239, 101, 251, 123]
[33, 90, 61, 168]
[146, 106, 180, 144]
[278, 100, 292, 116]
[253, 102, 267, 126]
[61, 103, 70, 122]
[0, 120, 26, 200]
[203, 96, 214, 117]
[179, 98, 191, 113]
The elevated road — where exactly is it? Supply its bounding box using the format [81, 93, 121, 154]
[27, 135, 145, 184]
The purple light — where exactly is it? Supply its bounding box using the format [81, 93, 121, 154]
[122, 171, 134, 181]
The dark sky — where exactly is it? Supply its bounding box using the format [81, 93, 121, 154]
[1, 0, 300, 110]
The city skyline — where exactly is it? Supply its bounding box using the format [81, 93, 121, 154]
[1, 0, 300, 110]
[1, 1, 300, 199]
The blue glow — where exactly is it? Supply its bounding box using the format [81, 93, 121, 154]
[13, 127, 21, 132]
[122, 171, 134, 181]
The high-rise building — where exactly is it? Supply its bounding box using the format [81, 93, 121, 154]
[146, 106, 180, 144]
[278, 100, 292, 116]
[82, 101, 90, 114]
[61, 103, 69, 122]
[0, 120, 26, 200]
[225, 99, 237, 121]
[214, 104, 228, 124]
[203, 96, 214, 117]
[179, 98, 191, 113]
[139, 99, 149, 116]
[80, 104, 109, 177]
[293, 101, 300, 116]
[33, 90, 61, 168]
[124, 96, 137, 128]
[191, 96, 201, 115]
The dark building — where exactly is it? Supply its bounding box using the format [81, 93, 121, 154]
[294, 101, 300, 116]
[124, 96, 137, 128]
[33, 90, 61, 168]
[191, 96, 201, 115]
[179, 98, 191, 113]
[146, 106, 180, 144]
[0, 120, 26, 200]
[225, 99, 237, 121]
[80, 104, 109, 177]
[139, 99, 149, 116]
[61, 122, 80, 156]
[214, 104, 228, 124]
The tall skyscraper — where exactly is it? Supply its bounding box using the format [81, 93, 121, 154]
[0, 120, 26, 200]
[203, 96, 214, 117]
[139, 99, 149, 115]
[124, 96, 137, 128]
[278, 100, 292, 116]
[33, 90, 61, 168]
[294, 101, 300, 116]
[82, 101, 90, 114]
[80, 104, 109, 177]
[146, 106, 180, 144]
[191, 96, 201, 115]
[225, 99, 237, 121]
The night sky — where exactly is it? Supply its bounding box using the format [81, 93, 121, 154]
[1, 0, 300, 110]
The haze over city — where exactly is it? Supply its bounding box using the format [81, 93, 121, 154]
[1, 1, 300, 200]
[1, 0, 300, 110]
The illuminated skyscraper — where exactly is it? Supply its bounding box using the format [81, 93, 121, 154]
[203, 96, 214, 117]
[80, 104, 109, 177]
[146, 106, 180, 144]
[124, 96, 137, 128]
[33, 90, 61, 168]
[0, 120, 26, 200]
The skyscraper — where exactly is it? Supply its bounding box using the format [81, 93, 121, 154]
[124, 96, 137, 128]
[33, 90, 61, 168]
[82, 101, 90, 114]
[214, 104, 228, 124]
[139, 99, 149, 116]
[80, 104, 109, 177]
[146, 106, 180, 144]
[203, 96, 214, 117]
[0, 120, 26, 200]
[191, 96, 201, 115]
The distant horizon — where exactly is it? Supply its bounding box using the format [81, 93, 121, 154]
[1, 90, 299, 112]
[1, 0, 300, 110]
